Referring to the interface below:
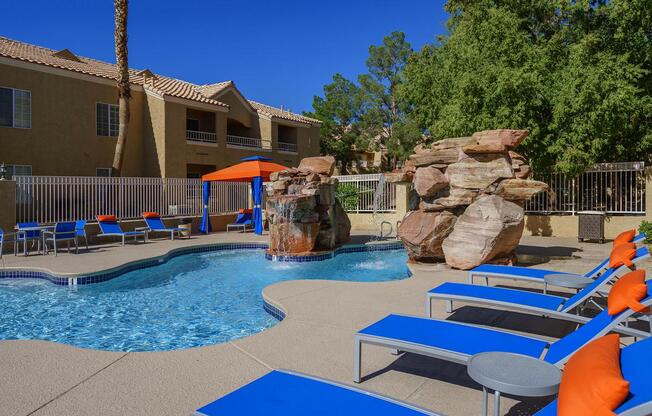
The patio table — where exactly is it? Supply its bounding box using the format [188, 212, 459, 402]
[543, 273, 592, 294]
[14, 225, 54, 256]
[467, 352, 561, 416]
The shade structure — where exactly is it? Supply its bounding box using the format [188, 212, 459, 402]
[201, 159, 288, 182]
[200, 157, 288, 235]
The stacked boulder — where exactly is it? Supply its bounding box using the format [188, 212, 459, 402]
[390, 129, 548, 269]
[266, 156, 351, 255]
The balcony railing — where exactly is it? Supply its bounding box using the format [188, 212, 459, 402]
[277, 141, 298, 153]
[186, 130, 217, 144]
[227, 134, 271, 149]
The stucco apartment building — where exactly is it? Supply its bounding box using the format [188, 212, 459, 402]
[0, 37, 321, 179]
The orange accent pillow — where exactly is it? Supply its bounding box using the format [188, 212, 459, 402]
[609, 243, 637, 269]
[143, 212, 160, 219]
[96, 215, 117, 222]
[607, 269, 649, 315]
[613, 229, 636, 248]
[558, 334, 629, 416]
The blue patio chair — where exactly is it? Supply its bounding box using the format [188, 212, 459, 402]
[140, 212, 186, 240]
[195, 369, 440, 416]
[75, 220, 89, 250]
[96, 215, 147, 246]
[226, 209, 254, 233]
[467, 232, 646, 286]
[427, 246, 650, 320]
[196, 337, 652, 416]
[14, 221, 43, 255]
[534, 335, 652, 416]
[353, 282, 652, 383]
[43, 221, 78, 256]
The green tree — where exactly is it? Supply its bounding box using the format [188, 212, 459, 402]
[304, 74, 371, 174]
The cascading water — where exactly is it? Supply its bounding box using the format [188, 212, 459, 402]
[372, 174, 392, 239]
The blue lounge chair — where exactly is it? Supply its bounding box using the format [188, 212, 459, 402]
[140, 212, 186, 240]
[43, 221, 78, 256]
[96, 215, 147, 246]
[195, 369, 440, 416]
[0, 227, 4, 261]
[468, 233, 646, 286]
[353, 282, 652, 383]
[14, 221, 43, 255]
[226, 210, 254, 233]
[535, 336, 652, 416]
[196, 338, 652, 416]
[427, 247, 650, 321]
[75, 220, 89, 250]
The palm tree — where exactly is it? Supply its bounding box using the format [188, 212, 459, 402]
[112, 0, 130, 176]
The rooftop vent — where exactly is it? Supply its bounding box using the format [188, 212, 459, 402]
[52, 48, 82, 62]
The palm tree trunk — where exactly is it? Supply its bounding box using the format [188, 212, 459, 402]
[112, 0, 130, 177]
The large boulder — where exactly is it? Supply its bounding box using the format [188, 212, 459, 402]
[409, 147, 464, 167]
[298, 156, 336, 176]
[472, 129, 529, 150]
[431, 136, 476, 151]
[495, 179, 548, 202]
[442, 195, 524, 269]
[398, 210, 457, 261]
[414, 166, 448, 197]
[445, 157, 514, 190]
[269, 222, 320, 254]
[384, 171, 413, 183]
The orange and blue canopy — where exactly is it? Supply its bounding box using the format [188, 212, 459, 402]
[202, 156, 288, 182]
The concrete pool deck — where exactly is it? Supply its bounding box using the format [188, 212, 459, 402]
[0, 232, 649, 416]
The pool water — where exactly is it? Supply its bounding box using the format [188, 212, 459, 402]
[0, 248, 408, 351]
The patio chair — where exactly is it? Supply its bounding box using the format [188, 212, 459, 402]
[139, 212, 186, 240]
[96, 215, 147, 246]
[196, 338, 652, 416]
[75, 220, 89, 250]
[43, 221, 78, 256]
[467, 232, 646, 286]
[226, 209, 254, 233]
[14, 221, 43, 255]
[195, 369, 440, 416]
[427, 247, 650, 321]
[353, 281, 652, 383]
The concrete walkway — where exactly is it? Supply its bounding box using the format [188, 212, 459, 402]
[0, 234, 647, 416]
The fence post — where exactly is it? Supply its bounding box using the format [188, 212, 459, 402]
[646, 167, 652, 222]
[394, 182, 410, 218]
[0, 179, 16, 233]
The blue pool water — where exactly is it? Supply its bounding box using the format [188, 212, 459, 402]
[0, 248, 408, 351]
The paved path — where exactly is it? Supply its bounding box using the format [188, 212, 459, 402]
[0, 234, 646, 415]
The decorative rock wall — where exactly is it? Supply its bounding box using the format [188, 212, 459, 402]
[266, 156, 351, 255]
[390, 129, 548, 269]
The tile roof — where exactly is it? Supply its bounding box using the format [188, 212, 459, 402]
[249, 100, 321, 125]
[0, 36, 320, 124]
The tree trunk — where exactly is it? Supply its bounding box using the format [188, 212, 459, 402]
[112, 0, 130, 177]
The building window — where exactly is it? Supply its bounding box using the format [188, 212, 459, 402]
[96, 103, 119, 137]
[7, 164, 32, 177]
[96, 168, 112, 177]
[0, 87, 31, 128]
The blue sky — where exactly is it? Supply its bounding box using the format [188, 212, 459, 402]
[3, 0, 448, 113]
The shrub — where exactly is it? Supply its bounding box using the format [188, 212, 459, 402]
[336, 183, 360, 212]
[638, 221, 652, 244]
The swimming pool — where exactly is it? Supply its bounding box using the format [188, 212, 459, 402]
[0, 247, 409, 351]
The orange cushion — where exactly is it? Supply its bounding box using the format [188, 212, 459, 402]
[613, 229, 636, 248]
[558, 334, 629, 416]
[143, 212, 160, 219]
[609, 242, 637, 269]
[607, 269, 649, 315]
[96, 215, 117, 222]
[239, 209, 253, 214]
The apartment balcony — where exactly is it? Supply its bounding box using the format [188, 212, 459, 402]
[277, 140, 297, 153]
[186, 130, 217, 145]
[226, 134, 271, 150]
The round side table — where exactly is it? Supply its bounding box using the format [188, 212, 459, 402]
[467, 352, 561, 416]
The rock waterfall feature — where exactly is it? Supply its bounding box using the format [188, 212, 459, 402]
[266, 156, 351, 257]
[392, 129, 548, 269]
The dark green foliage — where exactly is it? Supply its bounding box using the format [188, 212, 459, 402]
[335, 183, 360, 212]
[638, 221, 652, 244]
